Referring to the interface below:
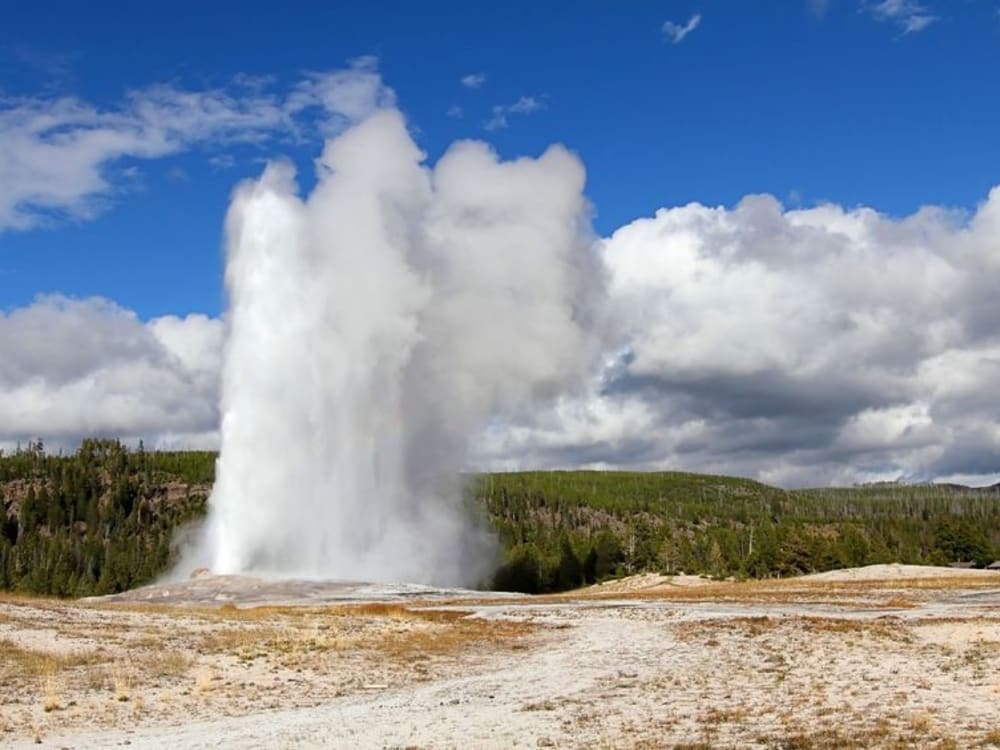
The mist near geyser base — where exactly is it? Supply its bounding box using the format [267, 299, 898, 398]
[181, 108, 603, 587]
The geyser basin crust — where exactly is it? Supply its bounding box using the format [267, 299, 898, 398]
[4, 566, 1000, 749]
[90, 573, 514, 607]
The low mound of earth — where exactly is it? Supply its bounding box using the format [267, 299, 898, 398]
[582, 572, 714, 594]
[87, 573, 507, 607]
[2, 565, 999, 749]
[804, 562, 1000, 581]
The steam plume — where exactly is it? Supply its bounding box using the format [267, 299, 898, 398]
[196, 108, 600, 585]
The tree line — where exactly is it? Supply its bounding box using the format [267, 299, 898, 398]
[480, 471, 1000, 592]
[0, 439, 211, 596]
[1, 442, 997, 597]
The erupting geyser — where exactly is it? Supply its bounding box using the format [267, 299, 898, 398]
[193, 107, 602, 586]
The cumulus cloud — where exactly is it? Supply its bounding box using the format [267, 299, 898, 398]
[483, 96, 544, 131]
[285, 56, 395, 134]
[0, 296, 221, 452]
[662, 13, 702, 43]
[864, 0, 939, 34]
[460, 72, 487, 89]
[5, 52, 999, 492]
[0, 57, 394, 232]
[6, 184, 1000, 489]
[208, 153, 237, 170]
[6, 186, 1000, 489]
[474, 188, 1000, 488]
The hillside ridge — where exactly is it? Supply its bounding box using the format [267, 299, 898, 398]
[2, 441, 998, 597]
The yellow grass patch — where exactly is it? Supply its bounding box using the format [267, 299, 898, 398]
[110, 664, 133, 702]
[0, 639, 104, 679]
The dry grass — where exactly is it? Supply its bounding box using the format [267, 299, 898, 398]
[797, 616, 911, 639]
[372, 614, 534, 660]
[0, 639, 108, 718]
[0, 638, 104, 678]
[111, 664, 133, 702]
[560, 572, 1000, 607]
[170, 602, 536, 664]
[750, 720, 968, 750]
[198, 625, 288, 656]
[193, 665, 216, 695]
[41, 668, 63, 712]
[673, 614, 911, 644]
[141, 650, 193, 678]
[880, 596, 918, 608]
[96, 600, 314, 623]
[331, 602, 469, 621]
[909, 710, 934, 733]
[0, 590, 68, 606]
[2, 595, 539, 740]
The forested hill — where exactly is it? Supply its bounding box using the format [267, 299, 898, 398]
[0, 440, 212, 596]
[477, 471, 1000, 592]
[2, 440, 998, 597]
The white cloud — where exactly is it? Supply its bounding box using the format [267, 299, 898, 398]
[0, 57, 394, 232]
[483, 96, 544, 131]
[7, 184, 1000, 488]
[8, 186, 1000, 488]
[508, 96, 543, 114]
[446, 104, 463, 118]
[5, 75, 1000, 490]
[231, 72, 277, 92]
[864, 0, 939, 34]
[285, 56, 395, 134]
[808, 0, 831, 17]
[166, 166, 189, 183]
[5, 184, 1000, 488]
[473, 187, 1000, 488]
[0, 296, 222, 450]
[208, 153, 236, 170]
[662, 13, 702, 44]
[460, 72, 487, 89]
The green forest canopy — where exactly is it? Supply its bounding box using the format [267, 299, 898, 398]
[1, 440, 997, 597]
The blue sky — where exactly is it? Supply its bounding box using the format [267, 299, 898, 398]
[2, 1, 1000, 487]
[3, 0, 999, 319]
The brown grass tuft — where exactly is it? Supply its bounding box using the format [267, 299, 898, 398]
[193, 665, 217, 695]
[332, 603, 471, 623]
[111, 664, 133, 702]
[981, 729, 1000, 747]
[41, 667, 62, 713]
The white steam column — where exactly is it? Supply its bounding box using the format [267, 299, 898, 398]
[201, 109, 601, 586]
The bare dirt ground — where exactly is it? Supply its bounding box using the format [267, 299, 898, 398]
[2, 565, 1000, 749]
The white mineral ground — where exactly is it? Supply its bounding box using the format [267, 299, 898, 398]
[2, 564, 999, 749]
